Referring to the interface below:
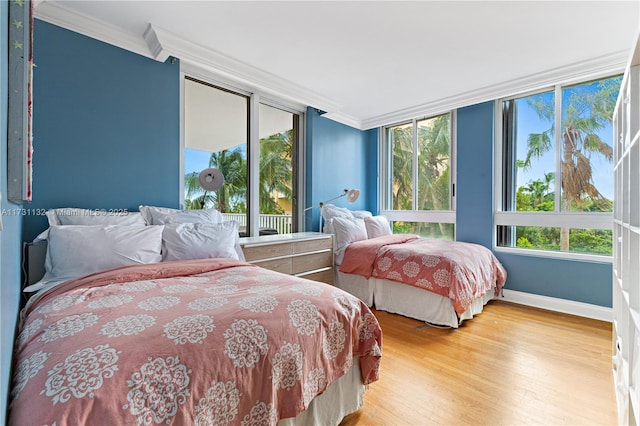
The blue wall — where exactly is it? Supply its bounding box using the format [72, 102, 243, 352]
[304, 108, 378, 231]
[497, 253, 611, 306]
[24, 20, 181, 241]
[1, 2, 26, 423]
[456, 101, 612, 307]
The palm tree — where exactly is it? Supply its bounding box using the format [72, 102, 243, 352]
[523, 172, 554, 209]
[390, 125, 414, 211]
[390, 115, 452, 237]
[259, 130, 293, 214]
[185, 147, 247, 211]
[185, 130, 294, 219]
[183, 171, 212, 209]
[213, 148, 247, 212]
[417, 115, 451, 211]
[525, 180, 547, 208]
[522, 76, 620, 250]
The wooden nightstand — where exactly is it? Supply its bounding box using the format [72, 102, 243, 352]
[239, 232, 334, 285]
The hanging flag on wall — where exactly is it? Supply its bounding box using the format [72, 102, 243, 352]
[8, 0, 34, 203]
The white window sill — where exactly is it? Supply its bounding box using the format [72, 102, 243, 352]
[494, 246, 613, 264]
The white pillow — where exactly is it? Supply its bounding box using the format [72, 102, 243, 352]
[24, 225, 164, 293]
[331, 216, 368, 265]
[320, 204, 354, 234]
[320, 204, 354, 221]
[46, 208, 145, 226]
[139, 205, 223, 225]
[161, 210, 225, 225]
[162, 221, 242, 262]
[364, 215, 392, 238]
[351, 210, 373, 219]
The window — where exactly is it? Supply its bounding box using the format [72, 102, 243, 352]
[381, 112, 456, 239]
[183, 77, 301, 236]
[496, 75, 621, 258]
[184, 78, 248, 218]
[257, 103, 298, 234]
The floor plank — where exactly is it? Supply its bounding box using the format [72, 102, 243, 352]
[340, 300, 616, 426]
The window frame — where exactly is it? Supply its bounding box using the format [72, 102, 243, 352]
[379, 111, 457, 233]
[179, 68, 306, 237]
[494, 79, 617, 262]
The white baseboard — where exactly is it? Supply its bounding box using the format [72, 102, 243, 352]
[500, 289, 612, 323]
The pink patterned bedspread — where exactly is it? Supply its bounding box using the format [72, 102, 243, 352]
[9, 259, 382, 425]
[340, 236, 507, 315]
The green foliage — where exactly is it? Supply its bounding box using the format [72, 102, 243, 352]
[184, 130, 293, 214]
[392, 221, 413, 234]
[514, 173, 612, 255]
[569, 229, 612, 255]
[391, 221, 454, 239]
[390, 114, 451, 212]
[516, 236, 533, 248]
[535, 200, 554, 212]
[514, 226, 612, 255]
[258, 130, 293, 215]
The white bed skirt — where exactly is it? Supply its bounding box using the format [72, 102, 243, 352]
[281, 357, 365, 426]
[334, 270, 495, 328]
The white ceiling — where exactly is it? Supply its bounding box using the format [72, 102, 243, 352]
[34, 1, 640, 129]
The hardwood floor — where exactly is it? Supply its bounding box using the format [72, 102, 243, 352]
[341, 300, 616, 426]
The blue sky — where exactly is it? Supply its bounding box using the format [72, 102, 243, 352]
[513, 79, 617, 203]
[184, 144, 247, 176]
[185, 148, 213, 176]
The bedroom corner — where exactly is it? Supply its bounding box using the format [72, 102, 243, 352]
[305, 107, 378, 233]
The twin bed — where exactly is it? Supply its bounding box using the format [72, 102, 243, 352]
[321, 204, 507, 328]
[9, 207, 382, 425]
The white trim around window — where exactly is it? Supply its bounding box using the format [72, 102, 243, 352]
[494, 246, 612, 264]
[495, 211, 613, 230]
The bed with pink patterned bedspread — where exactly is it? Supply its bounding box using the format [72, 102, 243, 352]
[339, 235, 507, 315]
[9, 258, 382, 425]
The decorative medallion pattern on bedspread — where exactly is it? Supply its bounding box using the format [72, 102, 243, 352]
[340, 235, 507, 315]
[9, 259, 382, 425]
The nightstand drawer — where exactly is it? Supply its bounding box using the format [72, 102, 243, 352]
[242, 242, 292, 261]
[251, 257, 293, 274]
[293, 237, 331, 254]
[296, 267, 334, 285]
[292, 251, 333, 275]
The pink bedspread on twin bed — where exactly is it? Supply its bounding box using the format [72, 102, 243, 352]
[9, 259, 382, 425]
[339, 235, 507, 315]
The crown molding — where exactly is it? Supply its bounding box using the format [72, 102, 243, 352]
[360, 50, 629, 130]
[144, 25, 343, 117]
[34, 1, 153, 59]
[33, 2, 345, 120]
[32, 1, 631, 132]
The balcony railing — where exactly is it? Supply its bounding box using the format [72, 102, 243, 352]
[222, 213, 292, 235]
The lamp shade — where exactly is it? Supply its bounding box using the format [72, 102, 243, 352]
[346, 189, 360, 203]
[198, 168, 224, 192]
